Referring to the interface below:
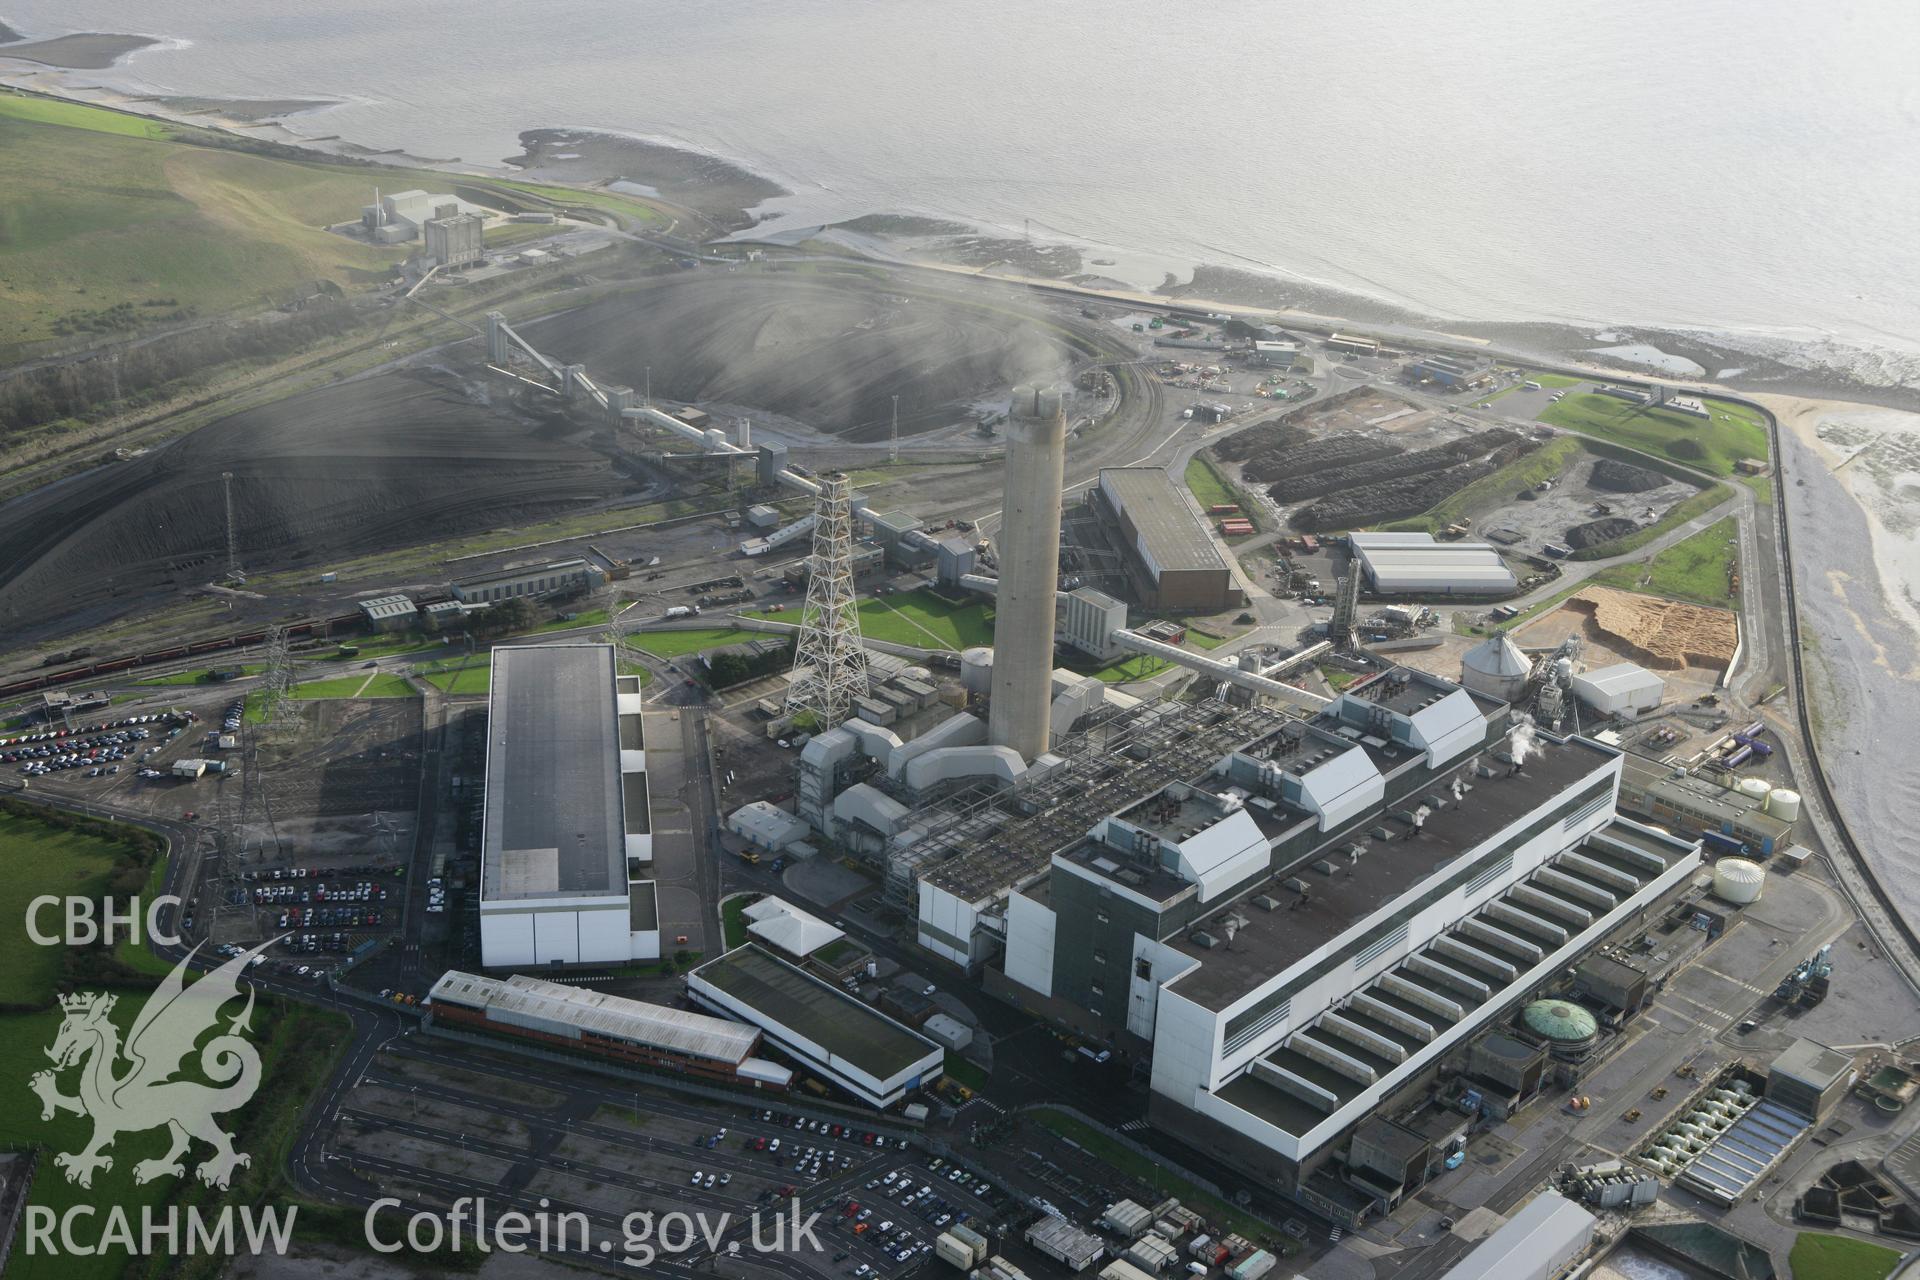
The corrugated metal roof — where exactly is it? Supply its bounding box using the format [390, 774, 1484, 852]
[1441, 1192, 1594, 1280]
[430, 969, 760, 1064]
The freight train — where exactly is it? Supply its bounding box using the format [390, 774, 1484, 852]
[0, 610, 371, 702]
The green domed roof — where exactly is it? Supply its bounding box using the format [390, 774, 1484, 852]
[1522, 999, 1598, 1042]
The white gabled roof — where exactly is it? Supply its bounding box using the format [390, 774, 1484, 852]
[1572, 662, 1663, 696]
[1176, 807, 1269, 902]
[1296, 745, 1385, 831]
[743, 896, 846, 958]
[1406, 687, 1488, 768]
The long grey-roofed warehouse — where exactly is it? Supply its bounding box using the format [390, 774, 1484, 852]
[1094, 468, 1236, 612]
[428, 970, 792, 1086]
[688, 944, 944, 1109]
[479, 643, 660, 968]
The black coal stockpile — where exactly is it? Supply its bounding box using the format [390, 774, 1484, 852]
[1265, 430, 1519, 503]
[1589, 458, 1668, 492]
[1212, 421, 1312, 473]
[1245, 434, 1400, 485]
[1564, 516, 1638, 549]
[1290, 435, 1537, 531]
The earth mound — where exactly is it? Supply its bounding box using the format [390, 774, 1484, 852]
[1590, 458, 1668, 492]
[0, 370, 627, 642]
[1565, 516, 1637, 549]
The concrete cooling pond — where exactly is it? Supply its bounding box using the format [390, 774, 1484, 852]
[527, 274, 1075, 442]
[0, 368, 628, 642]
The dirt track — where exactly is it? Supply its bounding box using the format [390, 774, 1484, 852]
[0, 369, 627, 641]
[529, 273, 1075, 441]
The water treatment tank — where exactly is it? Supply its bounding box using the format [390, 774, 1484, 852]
[959, 647, 994, 695]
[1712, 857, 1766, 905]
[1737, 777, 1773, 801]
[1767, 788, 1802, 822]
[1521, 1000, 1599, 1060]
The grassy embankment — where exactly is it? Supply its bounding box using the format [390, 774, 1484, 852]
[1029, 1109, 1290, 1252]
[1184, 455, 1263, 539]
[1787, 1233, 1900, 1280]
[1381, 436, 1585, 535]
[0, 87, 668, 356]
[1537, 393, 1767, 477]
[0, 807, 354, 1280]
[1587, 516, 1739, 608]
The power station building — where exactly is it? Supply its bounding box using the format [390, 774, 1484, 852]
[478, 644, 659, 968]
[911, 666, 1703, 1223]
[687, 944, 944, 1107]
[1094, 468, 1237, 613]
[424, 206, 485, 268]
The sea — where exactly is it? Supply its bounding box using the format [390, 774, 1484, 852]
[4, 0, 1920, 375]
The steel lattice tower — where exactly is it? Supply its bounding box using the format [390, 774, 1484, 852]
[786, 472, 869, 729]
[261, 624, 303, 740]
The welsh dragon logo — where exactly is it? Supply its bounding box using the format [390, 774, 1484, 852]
[29, 941, 273, 1190]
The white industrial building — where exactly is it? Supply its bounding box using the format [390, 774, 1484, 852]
[1440, 1192, 1594, 1280]
[964, 666, 1700, 1223]
[728, 800, 810, 852]
[1570, 662, 1665, 716]
[360, 188, 487, 244]
[1349, 532, 1517, 595]
[478, 645, 659, 968]
[687, 944, 943, 1108]
[741, 896, 844, 960]
[452, 557, 606, 604]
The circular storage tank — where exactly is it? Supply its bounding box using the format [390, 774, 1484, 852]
[959, 647, 994, 695]
[1768, 788, 1802, 822]
[1737, 777, 1774, 800]
[1521, 1000, 1599, 1061]
[1713, 857, 1766, 905]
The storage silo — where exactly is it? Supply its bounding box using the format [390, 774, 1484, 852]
[1712, 857, 1765, 905]
[960, 647, 994, 695]
[1460, 633, 1531, 704]
[1767, 788, 1802, 821]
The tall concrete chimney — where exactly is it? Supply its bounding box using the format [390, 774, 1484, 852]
[988, 384, 1068, 761]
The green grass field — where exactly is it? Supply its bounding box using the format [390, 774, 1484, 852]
[746, 588, 994, 653]
[629, 627, 764, 658]
[419, 664, 492, 695]
[1184, 456, 1259, 536]
[0, 813, 127, 1003]
[290, 672, 417, 699]
[1091, 653, 1174, 683]
[1537, 393, 1767, 476]
[134, 663, 266, 687]
[1787, 1233, 1899, 1280]
[0, 88, 671, 353]
[1589, 516, 1739, 606]
[722, 896, 752, 950]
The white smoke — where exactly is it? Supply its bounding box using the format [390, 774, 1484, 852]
[1509, 715, 1539, 768]
[1411, 805, 1431, 829]
[1450, 778, 1465, 802]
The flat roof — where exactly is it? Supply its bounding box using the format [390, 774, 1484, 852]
[691, 945, 939, 1081]
[456, 558, 592, 588]
[1771, 1038, 1852, 1089]
[482, 644, 627, 903]
[1100, 468, 1229, 575]
[1165, 731, 1617, 1011]
[430, 970, 759, 1064]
